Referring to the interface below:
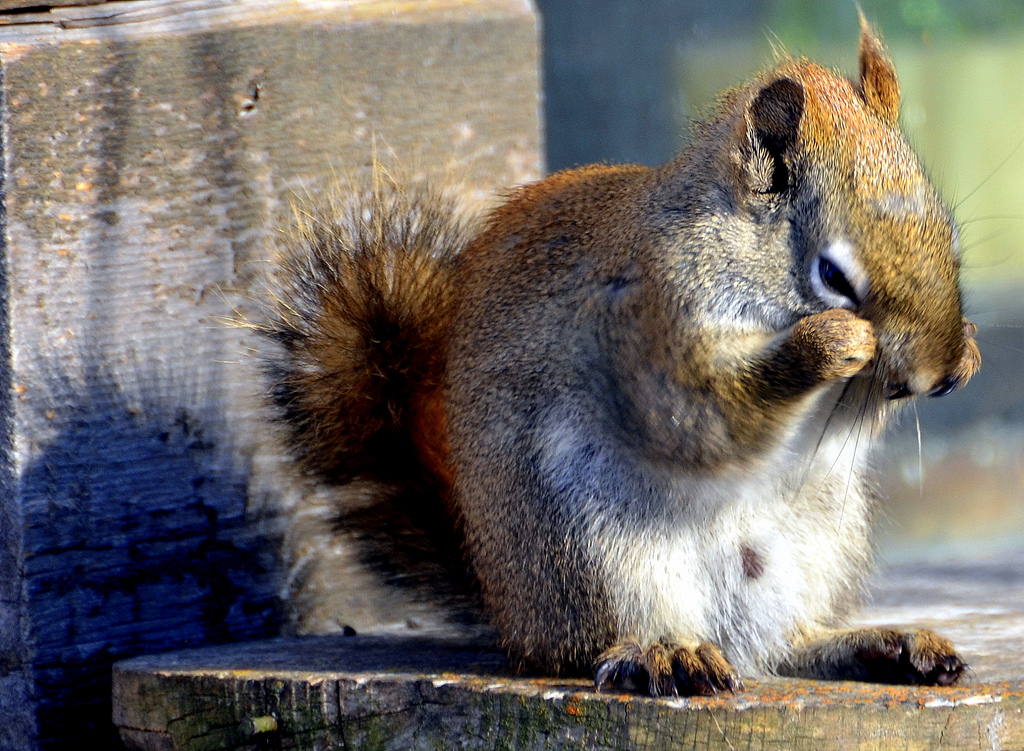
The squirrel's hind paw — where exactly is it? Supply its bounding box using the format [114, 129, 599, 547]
[784, 627, 967, 686]
[594, 640, 742, 697]
[857, 628, 967, 686]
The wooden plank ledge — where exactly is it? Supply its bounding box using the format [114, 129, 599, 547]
[112, 560, 1024, 751]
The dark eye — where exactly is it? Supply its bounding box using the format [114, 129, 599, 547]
[818, 256, 859, 305]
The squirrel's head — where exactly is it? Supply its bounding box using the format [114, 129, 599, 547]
[727, 17, 980, 401]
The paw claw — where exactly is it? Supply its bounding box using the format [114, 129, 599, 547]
[594, 641, 645, 692]
[593, 661, 616, 691]
[725, 674, 745, 692]
[595, 640, 741, 698]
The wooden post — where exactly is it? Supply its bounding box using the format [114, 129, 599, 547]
[111, 561, 1024, 750]
[0, 1, 540, 748]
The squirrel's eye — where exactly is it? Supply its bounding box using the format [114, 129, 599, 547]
[818, 256, 859, 305]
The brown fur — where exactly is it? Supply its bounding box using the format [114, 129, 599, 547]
[260, 21, 979, 693]
[257, 183, 480, 613]
[258, 184, 471, 492]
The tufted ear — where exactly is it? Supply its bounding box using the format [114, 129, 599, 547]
[858, 12, 900, 126]
[746, 77, 805, 193]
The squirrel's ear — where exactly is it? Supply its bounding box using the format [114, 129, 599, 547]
[858, 13, 900, 126]
[745, 77, 804, 193]
[750, 77, 805, 154]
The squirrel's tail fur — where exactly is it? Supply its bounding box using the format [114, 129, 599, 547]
[258, 183, 477, 495]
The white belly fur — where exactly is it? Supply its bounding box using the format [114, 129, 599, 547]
[544, 401, 876, 675]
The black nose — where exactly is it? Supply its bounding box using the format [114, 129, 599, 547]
[929, 376, 958, 398]
[886, 383, 912, 400]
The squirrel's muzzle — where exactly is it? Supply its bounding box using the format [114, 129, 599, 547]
[882, 317, 980, 400]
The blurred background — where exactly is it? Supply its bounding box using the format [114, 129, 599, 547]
[534, 0, 1024, 563]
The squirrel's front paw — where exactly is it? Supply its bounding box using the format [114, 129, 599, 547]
[594, 640, 742, 697]
[793, 308, 876, 381]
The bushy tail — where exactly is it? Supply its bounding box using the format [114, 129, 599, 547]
[258, 183, 477, 493]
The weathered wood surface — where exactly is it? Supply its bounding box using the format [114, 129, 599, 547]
[0, 0, 102, 14]
[0, 1, 539, 749]
[113, 560, 1024, 751]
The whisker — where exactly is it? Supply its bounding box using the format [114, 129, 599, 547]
[799, 379, 856, 484]
[778, 378, 859, 538]
[957, 214, 1024, 226]
[954, 135, 1024, 211]
[974, 336, 1024, 355]
[813, 378, 867, 501]
[837, 371, 876, 533]
[959, 228, 1013, 255]
[913, 401, 923, 502]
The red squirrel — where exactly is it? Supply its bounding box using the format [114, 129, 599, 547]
[258, 19, 980, 695]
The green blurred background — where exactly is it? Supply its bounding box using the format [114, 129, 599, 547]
[535, 0, 1024, 562]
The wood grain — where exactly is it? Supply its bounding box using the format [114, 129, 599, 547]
[112, 561, 1024, 750]
[0, 1, 539, 748]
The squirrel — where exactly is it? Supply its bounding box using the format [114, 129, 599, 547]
[257, 18, 981, 696]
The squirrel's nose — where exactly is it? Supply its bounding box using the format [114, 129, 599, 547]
[886, 375, 959, 400]
[928, 375, 959, 398]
